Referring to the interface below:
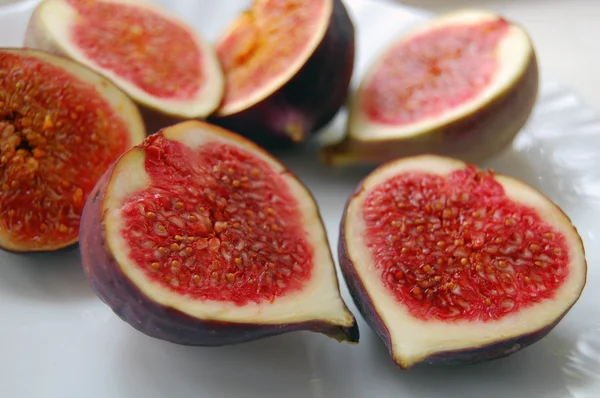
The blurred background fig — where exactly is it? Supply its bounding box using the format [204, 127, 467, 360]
[209, 0, 355, 147]
[24, 0, 225, 133]
[322, 9, 539, 166]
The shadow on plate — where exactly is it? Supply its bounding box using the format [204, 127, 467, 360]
[0, 245, 95, 302]
[116, 330, 323, 398]
[365, 328, 592, 398]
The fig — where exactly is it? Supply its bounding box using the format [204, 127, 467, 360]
[79, 120, 359, 345]
[24, 0, 224, 126]
[209, 0, 355, 146]
[339, 155, 587, 369]
[322, 9, 539, 166]
[0, 48, 145, 253]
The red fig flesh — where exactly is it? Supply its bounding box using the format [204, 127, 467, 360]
[24, 0, 224, 122]
[322, 9, 539, 166]
[339, 155, 586, 368]
[210, 0, 355, 145]
[0, 48, 145, 252]
[80, 120, 358, 345]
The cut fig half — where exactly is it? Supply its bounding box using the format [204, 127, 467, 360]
[339, 155, 586, 369]
[24, 0, 224, 123]
[209, 0, 355, 146]
[322, 9, 539, 166]
[80, 120, 358, 345]
[0, 48, 145, 253]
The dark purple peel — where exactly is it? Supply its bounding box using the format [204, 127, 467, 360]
[209, 0, 355, 147]
[337, 156, 587, 369]
[79, 130, 359, 346]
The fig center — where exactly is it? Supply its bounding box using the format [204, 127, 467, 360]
[0, 52, 131, 247]
[361, 166, 570, 322]
[120, 135, 314, 305]
[67, 0, 203, 100]
[362, 19, 509, 126]
[216, 0, 327, 107]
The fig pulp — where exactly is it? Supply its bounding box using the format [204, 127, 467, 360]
[25, 0, 224, 127]
[339, 155, 586, 368]
[210, 0, 355, 146]
[0, 48, 145, 253]
[322, 9, 539, 166]
[80, 120, 358, 345]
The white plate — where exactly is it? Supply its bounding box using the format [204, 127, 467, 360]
[1, 1, 599, 397]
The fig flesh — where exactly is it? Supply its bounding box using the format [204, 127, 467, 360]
[339, 155, 586, 368]
[322, 9, 539, 166]
[210, 0, 355, 146]
[0, 48, 145, 253]
[80, 120, 358, 345]
[24, 0, 224, 125]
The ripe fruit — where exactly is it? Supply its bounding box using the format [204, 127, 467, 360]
[339, 155, 586, 369]
[322, 9, 539, 166]
[209, 0, 355, 146]
[79, 120, 358, 346]
[24, 0, 224, 128]
[0, 48, 145, 253]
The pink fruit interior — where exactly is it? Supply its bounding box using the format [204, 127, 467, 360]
[216, 0, 327, 108]
[67, 0, 203, 100]
[119, 134, 314, 305]
[361, 166, 570, 322]
[0, 52, 131, 248]
[362, 19, 510, 126]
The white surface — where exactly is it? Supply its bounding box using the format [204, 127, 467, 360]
[1, 1, 599, 398]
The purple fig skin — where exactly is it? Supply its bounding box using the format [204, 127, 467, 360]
[209, 0, 355, 147]
[337, 168, 586, 369]
[322, 49, 539, 166]
[79, 151, 359, 347]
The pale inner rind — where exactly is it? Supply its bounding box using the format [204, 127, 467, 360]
[348, 9, 533, 141]
[216, 0, 333, 116]
[104, 122, 354, 326]
[344, 155, 586, 366]
[34, 0, 224, 118]
[0, 48, 145, 252]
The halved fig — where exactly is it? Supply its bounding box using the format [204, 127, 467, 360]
[24, 0, 224, 126]
[209, 0, 355, 146]
[0, 48, 145, 253]
[339, 155, 586, 368]
[322, 9, 539, 166]
[79, 120, 358, 345]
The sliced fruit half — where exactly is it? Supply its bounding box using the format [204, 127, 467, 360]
[209, 0, 355, 146]
[322, 9, 539, 166]
[80, 120, 358, 345]
[0, 47, 145, 253]
[24, 0, 224, 124]
[339, 155, 586, 368]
